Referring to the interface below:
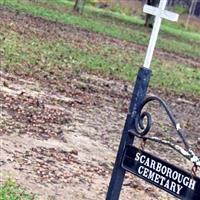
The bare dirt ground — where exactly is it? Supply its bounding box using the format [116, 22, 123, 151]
[0, 8, 200, 200]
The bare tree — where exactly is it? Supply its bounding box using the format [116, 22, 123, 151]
[185, 0, 198, 29]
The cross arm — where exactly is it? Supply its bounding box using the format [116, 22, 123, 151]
[143, 5, 179, 22]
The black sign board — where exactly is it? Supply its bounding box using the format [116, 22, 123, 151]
[122, 145, 200, 200]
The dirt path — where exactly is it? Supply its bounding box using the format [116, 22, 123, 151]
[0, 7, 200, 200]
[0, 68, 200, 200]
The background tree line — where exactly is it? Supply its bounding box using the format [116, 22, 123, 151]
[73, 0, 200, 18]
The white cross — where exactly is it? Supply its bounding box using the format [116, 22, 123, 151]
[143, 0, 179, 69]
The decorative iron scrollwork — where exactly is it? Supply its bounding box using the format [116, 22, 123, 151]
[132, 95, 189, 149]
[129, 95, 200, 167]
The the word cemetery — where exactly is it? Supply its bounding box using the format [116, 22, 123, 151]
[106, 0, 200, 200]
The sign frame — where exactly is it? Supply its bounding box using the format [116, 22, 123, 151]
[122, 145, 200, 200]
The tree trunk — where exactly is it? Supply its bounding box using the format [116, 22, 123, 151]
[73, 0, 85, 13]
[144, 0, 159, 28]
[185, 0, 197, 29]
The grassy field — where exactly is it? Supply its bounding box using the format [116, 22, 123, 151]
[1, 0, 200, 57]
[1, 28, 199, 95]
[0, 0, 200, 97]
[0, 0, 200, 95]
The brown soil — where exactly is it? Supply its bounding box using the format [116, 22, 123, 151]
[0, 7, 200, 200]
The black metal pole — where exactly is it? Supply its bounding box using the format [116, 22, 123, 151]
[106, 67, 151, 200]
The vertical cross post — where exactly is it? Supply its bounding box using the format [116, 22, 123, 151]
[106, 1, 179, 200]
[143, 0, 179, 69]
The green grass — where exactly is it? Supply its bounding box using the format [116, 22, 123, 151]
[0, 0, 200, 58]
[0, 25, 200, 95]
[0, 179, 35, 200]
